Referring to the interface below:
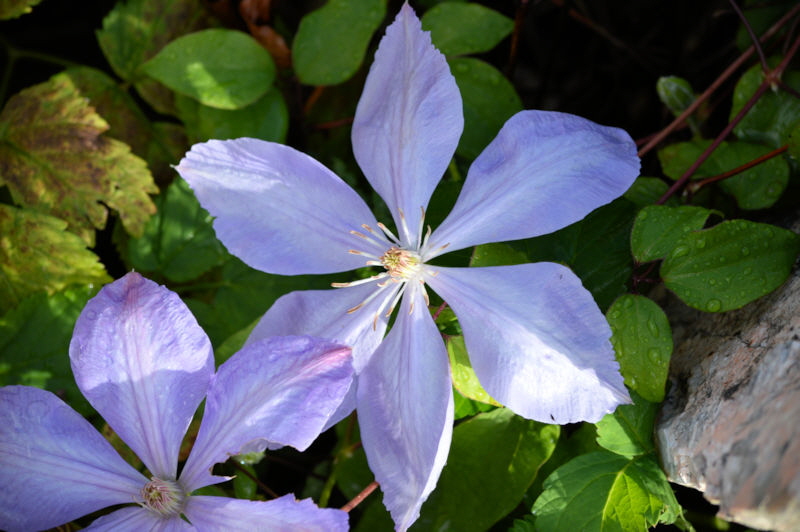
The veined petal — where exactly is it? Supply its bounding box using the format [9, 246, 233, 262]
[0, 386, 146, 532]
[70, 273, 214, 480]
[247, 282, 396, 373]
[427, 264, 630, 424]
[177, 139, 383, 275]
[357, 285, 454, 531]
[427, 111, 639, 257]
[86, 506, 190, 531]
[180, 337, 353, 491]
[352, 2, 463, 247]
[184, 495, 349, 532]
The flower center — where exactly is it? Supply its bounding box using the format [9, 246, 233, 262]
[139, 477, 186, 517]
[380, 246, 423, 280]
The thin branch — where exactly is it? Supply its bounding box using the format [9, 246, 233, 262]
[728, 0, 768, 70]
[341, 481, 379, 513]
[688, 144, 788, 194]
[231, 460, 280, 499]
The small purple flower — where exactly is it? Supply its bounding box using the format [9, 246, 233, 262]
[176, 3, 640, 529]
[0, 273, 352, 531]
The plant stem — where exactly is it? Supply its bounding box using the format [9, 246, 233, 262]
[342, 481, 379, 512]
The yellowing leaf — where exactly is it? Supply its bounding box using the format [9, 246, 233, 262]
[0, 205, 110, 308]
[0, 74, 157, 244]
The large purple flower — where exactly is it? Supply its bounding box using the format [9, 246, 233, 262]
[176, 3, 639, 529]
[0, 273, 352, 531]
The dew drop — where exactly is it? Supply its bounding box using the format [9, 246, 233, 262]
[622, 297, 633, 309]
[743, 267, 752, 275]
[708, 279, 716, 286]
[671, 245, 689, 259]
[648, 348, 661, 364]
[740, 246, 750, 256]
[706, 299, 722, 312]
[638, 210, 649, 220]
[647, 319, 659, 337]
[695, 238, 706, 249]
[609, 310, 621, 320]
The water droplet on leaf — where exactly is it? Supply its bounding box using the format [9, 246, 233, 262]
[706, 299, 722, 312]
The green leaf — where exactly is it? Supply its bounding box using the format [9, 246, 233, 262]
[596, 391, 658, 457]
[293, 0, 387, 86]
[412, 409, 559, 532]
[622, 177, 670, 207]
[656, 76, 695, 117]
[469, 242, 528, 267]
[422, 2, 513, 56]
[450, 57, 522, 159]
[661, 220, 800, 312]
[0, 74, 157, 245]
[141, 29, 275, 110]
[0, 205, 110, 308]
[606, 295, 672, 402]
[788, 120, 800, 160]
[513, 199, 636, 311]
[446, 335, 500, 407]
[731, 63, 800, 148]
[127, 179, 227, 283]
[0, 0, 43, 19]
[176, 87, 288, 144]
[0, 285, 98, 414]
[532, 451, 681, 531]
[631, 205, 716, 263]
[658, 139, 709, 180]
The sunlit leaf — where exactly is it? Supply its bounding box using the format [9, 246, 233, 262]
[0, 75, 157, 244]
[446, 335, 500, 407]
[412, 408, 559, 532]
[422, 2, 513, 56]
[532, 451, 681, 531]
[450, 57, 522, 159]
[0, 0, 43, 19]
[596, 391, 658, 457]
[293, 0, 387, 86]
[661, 220, 800, 312]
[141, 29, 275, 110]
[631, 205, 716, 263]
[127, 179, 227, 283]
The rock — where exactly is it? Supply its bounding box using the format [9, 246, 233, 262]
[655, 220, 800, 531]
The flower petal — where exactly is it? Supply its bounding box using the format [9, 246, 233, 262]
[69, 273, 214, 479]
[352, 2, 463, 247]
[427, 111, 639, 257]
[247, 282, 396, 373]
[180, 336, 353, 491]
[0, 386, 146, 532]
[357, 285, 454, 530]
[427, 264, 630, 423]
[184, 495, 348, 532]
[86, 507, 190, 531]
[177, 138, 383, 275]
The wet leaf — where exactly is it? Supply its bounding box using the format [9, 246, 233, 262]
[596, 390, 658, 457]
[631, 205, 716, 263]
[623, 177, 670, 207]
[0, 75, 157, 244]
[731, 63, 800, 148]
[422, 2, 513, 56]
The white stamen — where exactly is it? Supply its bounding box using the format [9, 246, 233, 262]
[377, 222, 401, 245]
[331, 272, 387, 288]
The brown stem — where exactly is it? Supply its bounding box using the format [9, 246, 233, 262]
[728, 0, 769, 71]
[341, 481, 380, 512]
[688, 145, 788, 194]
[431, 301, 449, 321]
[231, 460, 280, 499]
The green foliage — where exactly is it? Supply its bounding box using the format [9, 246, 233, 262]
[141, 29, 275, 110]
[446, 335, 500, 408]
[731, 63, 800, 148]
[0, 205, 110, 307]
[596, 391, 658, 458]
[631, 205, 716, 263]
[661, 220, 800, 312]
[623, 177, 670, 207]
[293, 0, 387, 86]
[656, 76, 699, 135]
[606, 295, 672, 402]
[422, 2, 513, 56]
[0, 0, 43, 19]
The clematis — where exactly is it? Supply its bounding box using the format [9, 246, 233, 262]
[176, 2, 640, 529]
[0, 273, 352, 531]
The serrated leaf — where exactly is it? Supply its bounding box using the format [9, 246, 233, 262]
[0, 285, 97, 414]
[412, 408, 559, 532]
[422, 2, 513, 56]
[176, 88, 288, 144]
[127, 179, 227, 283]
[606, 295, 672, 402]
[622, 177, 670, 207]
[450, 57, 522, 159]
[631, 205, 716, 263]
[661, 220, 800, 312]
[0, 205, 110, 308]
[731, 62, 800, 148]
[596, 390, 658, 457]
[0, 75, 157, 244]
[0, 0, 43, 19]
[446, 335, 500, 407]
[141, 29, 275, 110]
[532, 451, 681, 531]
[293, 0, 387, 86]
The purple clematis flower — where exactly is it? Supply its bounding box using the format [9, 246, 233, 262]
[0, 273, 352, 532]
[176, 2, 640, 529]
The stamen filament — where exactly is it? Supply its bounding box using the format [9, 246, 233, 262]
[377, 223, 401, 245]
[331, 273, 387, 288]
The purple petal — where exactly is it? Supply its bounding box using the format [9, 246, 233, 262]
[247, 283, 396, 372]
[0, 386, 146, 532]
[357, 285, 454, 530]
[352, 2, 463, 247]
[176, 139, 383, 274]
[69, 273, 214, 479]
[86, 507, 190, 531]
[183, 495, 349, 532]
[180, 337, 353, 491]
[426, 111, 639, 257]
[427, 264, 630, 423]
